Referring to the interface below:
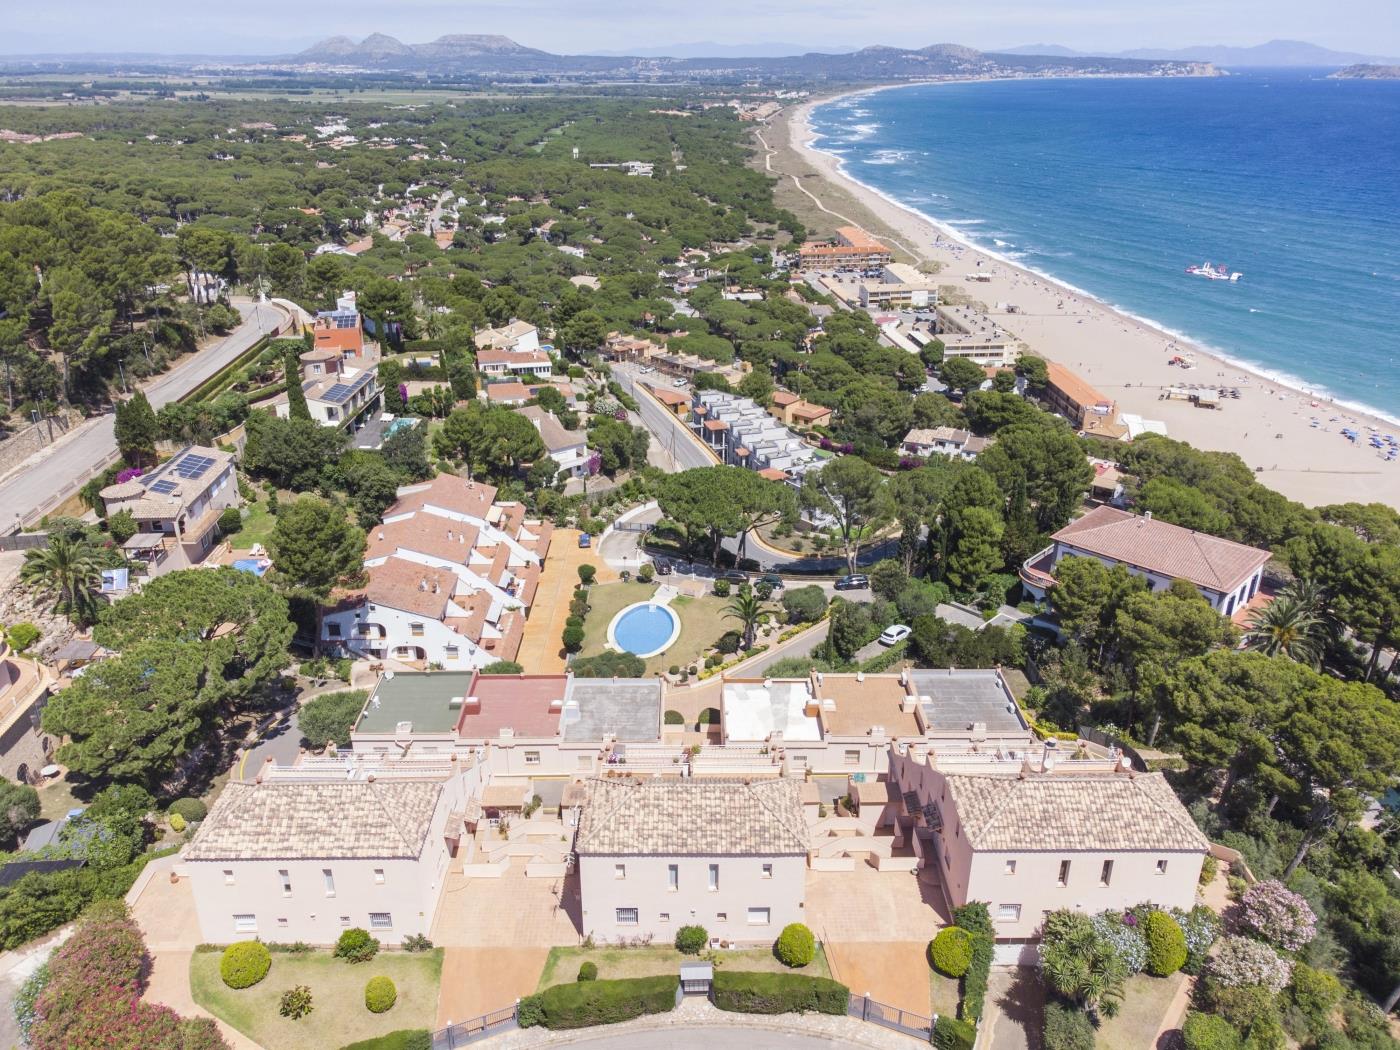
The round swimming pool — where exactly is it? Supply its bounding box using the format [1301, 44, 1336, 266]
[607, 601, 681, 658]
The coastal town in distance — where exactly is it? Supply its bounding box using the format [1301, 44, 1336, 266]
[0, 6, 1398, 1049]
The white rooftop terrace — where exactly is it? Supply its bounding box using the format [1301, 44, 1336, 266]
[722, 679, 822, 743]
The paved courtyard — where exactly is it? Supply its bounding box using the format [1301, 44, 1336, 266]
[516, 527, 615, 673]
[805, 865, 948, 1017]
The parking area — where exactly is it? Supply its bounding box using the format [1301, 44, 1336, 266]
[804, 865, 948, 1017]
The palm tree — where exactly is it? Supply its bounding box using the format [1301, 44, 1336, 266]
[724, 589, 764, 650]
[1042, 926, 1126, 1022]
[1243, 595, 1326, 667]
[20, 535, 105, 626]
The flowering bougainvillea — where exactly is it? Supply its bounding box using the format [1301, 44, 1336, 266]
[1239, 879, 1317, 952]
[1207, 935, 1293, 992]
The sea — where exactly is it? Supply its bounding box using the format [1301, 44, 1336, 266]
[807, 71, 1400, 420]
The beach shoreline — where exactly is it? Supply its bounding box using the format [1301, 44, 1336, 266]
[778, 86, 1400, 510]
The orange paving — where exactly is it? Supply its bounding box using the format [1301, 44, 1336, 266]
[515, 528, 616, 673]
[435, 947, 550, 1028]
[825, 941, 935, 1017]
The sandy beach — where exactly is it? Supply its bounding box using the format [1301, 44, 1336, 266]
[777, 89, 1400, 511]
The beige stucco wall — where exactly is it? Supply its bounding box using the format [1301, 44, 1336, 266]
[578, 854, 806, 944]
[187, 768, 477, 946]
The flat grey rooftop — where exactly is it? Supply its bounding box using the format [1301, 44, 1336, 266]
[357, 672, 472, 735]
[562, 678, 662, 742]
[908, 670, 1027, 734]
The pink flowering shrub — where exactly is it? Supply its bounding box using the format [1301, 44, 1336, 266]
[115, 467, 144, 483]
[29, 909, 230, 1050]
[1207, 935, 1292, 993]
[1239, 879, 1317, 951]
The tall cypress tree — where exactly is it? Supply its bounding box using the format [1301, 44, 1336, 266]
[113, 390, 158, 466]
[284, 347, 311, 421]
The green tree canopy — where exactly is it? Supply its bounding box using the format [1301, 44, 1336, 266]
[268, 497, 366, 600]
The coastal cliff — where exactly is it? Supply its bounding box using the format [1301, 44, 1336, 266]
[1331, 64, 1400, 78]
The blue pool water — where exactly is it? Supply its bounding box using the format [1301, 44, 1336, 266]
[232, 558, 270, 577]
[612, 603, 678, 656]
[385, 418, 416, 437]
[809, 71, 1400, 419]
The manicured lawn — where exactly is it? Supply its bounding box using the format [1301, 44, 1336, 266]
[227, 499, 276, 551]
[190, 948, 443, 1050]
[1092, 972, 1185, 1049]
[929, 970, 961, 1019]
[576, 582, 759, 676]
[536, 944, 832, 991]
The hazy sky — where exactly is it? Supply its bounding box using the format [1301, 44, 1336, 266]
[8, 0, 1400, 57]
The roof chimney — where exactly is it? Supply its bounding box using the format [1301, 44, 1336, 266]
[1143, 510, 1153, 520]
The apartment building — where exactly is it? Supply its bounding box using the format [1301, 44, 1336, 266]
[1019, 505, 1270, 616]
[889, 743, 1209, 958]
[858, 263, 939, 310]
[798, 226, 894, 270]
[184, 760, 483, 946]
[99, 446, 240, 578]
[1043, 361, 1118, 433]
[576, 777, 808, 944]
[769, 390, 833, 430]
[690, 390, 824, 487]
[321, 474, 552, 668]
[934, 305, 1019, 367]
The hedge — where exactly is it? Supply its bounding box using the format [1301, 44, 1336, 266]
[221, 941, 271, 989]
[711, 971, 847, 1015]
[168, 798, 208, 823]
[960, 933, 993, 1023]
[1143, 909, 1188, 977]
[932, 1015, 977, 1050]
[365, 975, 397, 1013]
[1043, 1001, 1095, 1050]
[517, 975, 677, 1030]
[338, 1032, 431, 1050]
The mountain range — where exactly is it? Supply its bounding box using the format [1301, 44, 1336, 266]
[998, 39, 1400, 67]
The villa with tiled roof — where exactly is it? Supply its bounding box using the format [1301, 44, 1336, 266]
[321, 473, 552, 669]
[1020, 505, 1271, 617]
[575, 777, 808, 942]
[183, 772, 480, 946]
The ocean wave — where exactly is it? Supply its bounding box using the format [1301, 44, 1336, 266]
[864, 148, 910, 166]
[847, 122, 882, 140]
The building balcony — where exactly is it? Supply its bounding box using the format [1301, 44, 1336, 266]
[1019, 545, 1057, 601]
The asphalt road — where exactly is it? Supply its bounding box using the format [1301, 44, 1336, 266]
[609, 363, 716, 471]
[1, 300, 282, 529]
[563, 1026, 859, 1049]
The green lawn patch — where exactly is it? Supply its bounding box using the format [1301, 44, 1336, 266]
[227, 500, 276, 551]
[190, 948, 442, 1050]
[930, 970, 961, 1019]
[536, 944, 831, 991]
[575, 582, 759, 675]
[1092, 972, 1185, 1050]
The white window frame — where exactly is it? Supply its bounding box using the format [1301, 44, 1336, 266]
[279, 869, 291, 896]
[708, 863, 719, 891]
[374, 868, 386, 885]
[997, 904, 1022, 922]
[233, 914, 257, 933]
[1099, 859, 1114, 887]
[323, 868, 336, 897]
[369, 912, 392, 930]
[615, 863, 627, 880]
[1057, 859, 1071, 886]
[667, 864, 678, 890]
[1003, 860, 1017, 875]
[1155, 859, 1169, 875]
[616, 907, 639, 926]
[747, 907, 771, 926]
[761, 863, 773, 879]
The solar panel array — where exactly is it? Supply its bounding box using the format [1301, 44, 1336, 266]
[322, 371, 372, 404]
[149, 479, 178, 495]
[171, 453, 216, 480]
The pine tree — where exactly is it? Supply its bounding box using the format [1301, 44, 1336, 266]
[113, 390, 158, 466]
[284, 347, 311, 421]
[1000, 472, 1042, 568]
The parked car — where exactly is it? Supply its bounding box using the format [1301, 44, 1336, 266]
[718, 570, 748, 583]
[578, 533, 591, 548]
[879, 624, 912, 646]
[834, 574, 869, 591]
[672, 377, 688, 387]
[758, 573, 785, 590]
[656, 561, 673, 576]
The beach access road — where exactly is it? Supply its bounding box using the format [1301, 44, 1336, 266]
[0, 299, 288, 531]
[609, 363, 718, 471]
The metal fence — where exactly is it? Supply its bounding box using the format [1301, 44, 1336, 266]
[848, 993, 935, 1041]
[431, 1003, 518, 1048]
[0, 532, 48, 551]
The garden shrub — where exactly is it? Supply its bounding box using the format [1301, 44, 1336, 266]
[577, 961, 598, 982]
[960, 932, 993, 1022]
[1200, 854, 1219, 885]
[480, 660, 524, 675]
[365, 975, 397, 1013]
[781, 585, 827, 624]
[1143, 909, 1188, 976]
[1207, 936, 1292, 993]
[577, 564, 596, 585]
[517, 975, 677, 1029]
[335, 928, 380, 963]
[1286, 963, 1342, 1036]
[713, 579, 730, 597]
[675, 924, 708, 954]
[1183, 1010, 1244, 1050]
[1239, 880, 1317, 952]
[951, 901, 993, 937]
[401, 933, 433, 953]
[711, 971, 847, 1015]
[1091, 910, 1147, 973]
[1043, 1001, 1096, 1050]
[168, 797, 208, 823]
[562, 625, 585, 652]
[339, 1031, 432, 1050]
[280, 984, 314, 1019]
[715, 630, 741, 654]
[1171, 905, 1221, 975]
[664, 709, 685, 724]
[220, 940, 271, 989]
[931, 1014, 977, 1050]
[928, 927, 973, 978]
[774, 923, 815, 968]
[218, 507, 243, 534]
[169, 812, 187, 833]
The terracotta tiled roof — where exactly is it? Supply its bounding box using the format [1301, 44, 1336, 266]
[476, 349, 550, 367]
[484, 382, 532, 402]
[942, 771, 1209, 853]
[186, 780, 441, 861]
[771, 390, 800, 406]
[517, 405, 585, 453]
[368, 515, 481, 564]
[388, 474, 498, 521]
[576, 777, 807, 856]
[1052, 506, 1271, 593]
[1045, 361, 1112, 412]
[365, 558, 456, 618]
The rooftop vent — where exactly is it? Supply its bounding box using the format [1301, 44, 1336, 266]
[395, 720, 413, 734]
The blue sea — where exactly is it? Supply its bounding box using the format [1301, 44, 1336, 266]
[808, 72, 1400, 420]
